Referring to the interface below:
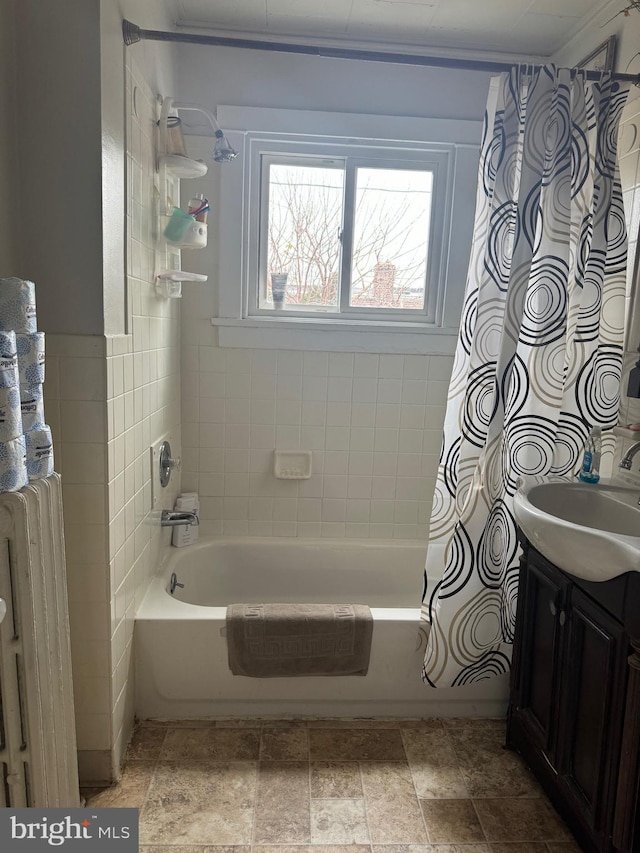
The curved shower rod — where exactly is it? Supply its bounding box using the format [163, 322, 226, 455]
[122, 19, 640, 85]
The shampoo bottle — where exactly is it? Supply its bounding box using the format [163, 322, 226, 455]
[578, 426, 601, 484]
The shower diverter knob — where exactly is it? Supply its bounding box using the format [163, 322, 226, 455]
[159, 440, 181, 488]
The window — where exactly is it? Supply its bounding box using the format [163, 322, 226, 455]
[259, 157, 434, 319]
[215, 106, 482, 353]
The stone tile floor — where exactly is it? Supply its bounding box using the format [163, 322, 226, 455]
[84, 718, 581, 852]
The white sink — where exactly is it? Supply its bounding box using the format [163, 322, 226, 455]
[513, 478, 640, 582]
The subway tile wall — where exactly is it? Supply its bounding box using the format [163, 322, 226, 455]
[180, 345, 452, 540]
[43, 59, 181, 784]
[43, 335, 110, 782]
[106, 59, 181, 776]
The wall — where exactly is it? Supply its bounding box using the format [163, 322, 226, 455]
[552, 0, 640, 73]
[176, 50, 490, 538]
[44, 59, 181, 783]
[100, 0, 182, 336]
[10, 0, 181, 784]
[618, 94, 640, 468]
[181, 338, 449, 539]
[104, 56, 181, 774]
[176, 43, 493, 123]
[14, 0, 105, 336]
[0, 2, 17, 273]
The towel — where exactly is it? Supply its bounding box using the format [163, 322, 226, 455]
[226, 603, 373, 677]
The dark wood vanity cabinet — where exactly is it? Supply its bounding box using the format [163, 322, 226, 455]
[507, 537, 640, 853]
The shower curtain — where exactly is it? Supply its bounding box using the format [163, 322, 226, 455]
[422, 65, 629, 687]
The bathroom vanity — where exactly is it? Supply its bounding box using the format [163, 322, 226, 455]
[507, 533, 640, 853]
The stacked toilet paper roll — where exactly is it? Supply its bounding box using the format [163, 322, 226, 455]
[25, 427, 54, 481]
[0, 278, 37, 334]
[0, 434, 28, 492]
[0, 385, 22, 441]
[0, 329, 28, 491]
[20, 384, 46, 432]
[16, 332, 45, 386]
[0, 330, 19, 388]
[0, 332, 21, 441]
[0, 277, 49, 490]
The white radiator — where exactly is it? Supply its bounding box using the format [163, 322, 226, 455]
[0, 474, 79, 807]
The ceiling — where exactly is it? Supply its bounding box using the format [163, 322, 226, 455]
[171, 0, 613, 58]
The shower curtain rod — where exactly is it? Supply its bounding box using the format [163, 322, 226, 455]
[122, 19, 640, 84]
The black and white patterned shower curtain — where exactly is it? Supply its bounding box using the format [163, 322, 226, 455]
[422, 66, 629, 688]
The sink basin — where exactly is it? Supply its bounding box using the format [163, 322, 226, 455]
[513, 478, 640, 582]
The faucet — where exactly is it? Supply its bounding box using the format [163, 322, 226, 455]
[619, 441, 640, 471]
[160, 509, 199, 527]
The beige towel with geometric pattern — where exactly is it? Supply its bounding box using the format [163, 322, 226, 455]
[226, 603, 373, 677]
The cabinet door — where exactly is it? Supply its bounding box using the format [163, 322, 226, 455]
[514, 553, 570, 762]
[556, 587, 628, 843]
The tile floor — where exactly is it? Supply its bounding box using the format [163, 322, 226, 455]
[84, 718, 581, 852]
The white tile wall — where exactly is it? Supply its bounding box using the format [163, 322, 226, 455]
[43, 58, 181, 783]
[107, 60, 181, 773]
[181, 344, 451, 539]
[44, 335, 111, 774]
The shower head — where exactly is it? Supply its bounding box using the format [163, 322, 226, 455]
[213, 130, 238, 163]
[163, 99, 238, 164]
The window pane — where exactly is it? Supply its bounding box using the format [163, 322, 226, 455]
[350, 168, 433, 310]
[264, 163, 344, 310]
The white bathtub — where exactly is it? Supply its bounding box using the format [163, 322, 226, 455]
[135, 537, 509, 719]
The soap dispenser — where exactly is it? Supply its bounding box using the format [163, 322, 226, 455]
[578, 426, 601, 483]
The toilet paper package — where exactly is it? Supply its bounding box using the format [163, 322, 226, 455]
[0, 386, 22, 441]
[0, 330, 18, 389]
[21, 384, 45, 432]
[16, 332, 45, 387]
[0, 278, 37, 334]
[0, 434, 28, 492]
[172, 492, 200, 548]
[25, 426, 54, 481]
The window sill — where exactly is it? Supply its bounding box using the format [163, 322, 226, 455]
[210, 316, 458, 354]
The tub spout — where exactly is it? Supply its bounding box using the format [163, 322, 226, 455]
[161, 509, 199, 527]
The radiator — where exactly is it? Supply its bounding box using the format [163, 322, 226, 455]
[0, 474, 79, 807]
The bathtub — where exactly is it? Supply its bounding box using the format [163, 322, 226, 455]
[135, 537, 509, 719]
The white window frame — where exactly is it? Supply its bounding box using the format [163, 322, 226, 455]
[254, 151, 445, 323]
[215, 106, 482, 354]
